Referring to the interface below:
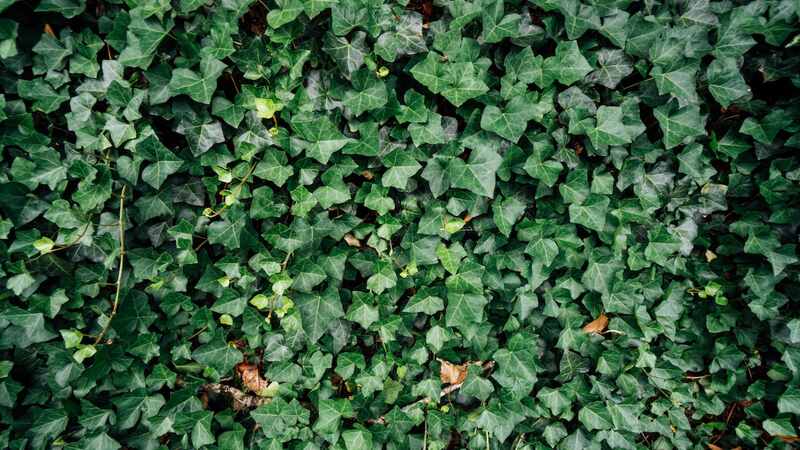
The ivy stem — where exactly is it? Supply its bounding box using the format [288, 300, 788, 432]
[94, 184, 127, 345]
[188, 325, 208, 341]
[622, 77, 653, 91]
[204, 161, 259, 219]
[29, 221, 93, 263]
[281, 251, 293, 270]
[512, 433, 525, 450]
[423, 415, 428, 450]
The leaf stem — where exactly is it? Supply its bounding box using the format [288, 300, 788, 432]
[94, 185, 127, 345]
[204, 161, 259, 218]
[29, 222, 93, 262]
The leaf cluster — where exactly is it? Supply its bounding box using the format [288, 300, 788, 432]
[0, 0, 799, 449]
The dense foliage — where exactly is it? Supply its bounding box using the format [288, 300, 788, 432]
[0, 0, 799, 448]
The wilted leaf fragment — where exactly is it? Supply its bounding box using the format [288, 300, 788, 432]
[438, 359, 469, 385]
[583, 313, 609, 334]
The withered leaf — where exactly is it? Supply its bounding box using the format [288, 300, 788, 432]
[344, 233, 361, 248]
[236, 362, 270, 395]
[583, 313, 608, 334]
[438, 358, 469, 385]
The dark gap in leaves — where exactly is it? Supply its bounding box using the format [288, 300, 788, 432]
[241, 1, 268, 36]
[406, 0, 440, 25]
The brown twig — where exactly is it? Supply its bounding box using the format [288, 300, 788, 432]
[684, 374, 710, 380]
[94, 185, 127, 345]
[227, 72, 239, 94]
[202, 383, 271, 411]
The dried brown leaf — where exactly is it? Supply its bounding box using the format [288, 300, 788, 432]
[203, 383, 270, 411]
[583, 313, 609, 334]
[344, 233, 361, 248]
[437, 358, 468, 385]
[361, 170, 374, 180]
[44, 24, 56, 37]
[236, 362, 269, 394]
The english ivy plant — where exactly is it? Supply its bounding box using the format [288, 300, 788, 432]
[0, 0, 799, 449]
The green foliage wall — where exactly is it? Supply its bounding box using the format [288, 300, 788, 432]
[0, 0, 799, 448]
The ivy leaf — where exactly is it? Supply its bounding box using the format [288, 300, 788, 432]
[119, 16, 173, 67]
[739, 109, 792, 144]
[254, 149, 293, 187]
[291, 113, 351, 164]
[579, 402, 613, 431]
[137, 136, 183, 190]
[343, 70, 388, 116]
[706, 57, 750, 107]
[492, 332, 539, 396]
[524, 149, 563, 187]
[314, 398, 354, 441]
[207, 207, 247, 250]
[481, 0, 520, 44]
[17, 79, 69, 113]
[587, 106, 636, 147]
[35, 0, 86, 18]
[403, 287, 445, 315]
[448, 147, 502, 197]
[569, 194, 610, 232]
[492, 195, 526, 237]
[440, 62, 490, 107]
[267, 0, 303, 28]
[295, 288, 344, 343]
[29, 409, 68, 448]
[169, 57, 227, 104]
[480, 94, 539, 143]
[382, 150, 422, 190]
[323, 31, 367, 77]
[543, 40, 593, 86]
[654, 101, 707, 149]
[192, 332, 243, 375]
[367, 260, 397, 294]
[342, 427, 373, 450]
[411, 54, 488, 107]
[446, 291, 487, 332]
[586, 49, 633, 89]
[345, 293, 379, 330]
[652, 64, 700, 107]
[410, 53, 448, 94]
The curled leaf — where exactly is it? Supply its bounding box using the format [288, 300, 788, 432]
[583, 313, 608, 334]
[438, 359, 492, 386]
[438, 358, 469, 385]
[236, 362, 270, 396]
[344, 234, 361, 248]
